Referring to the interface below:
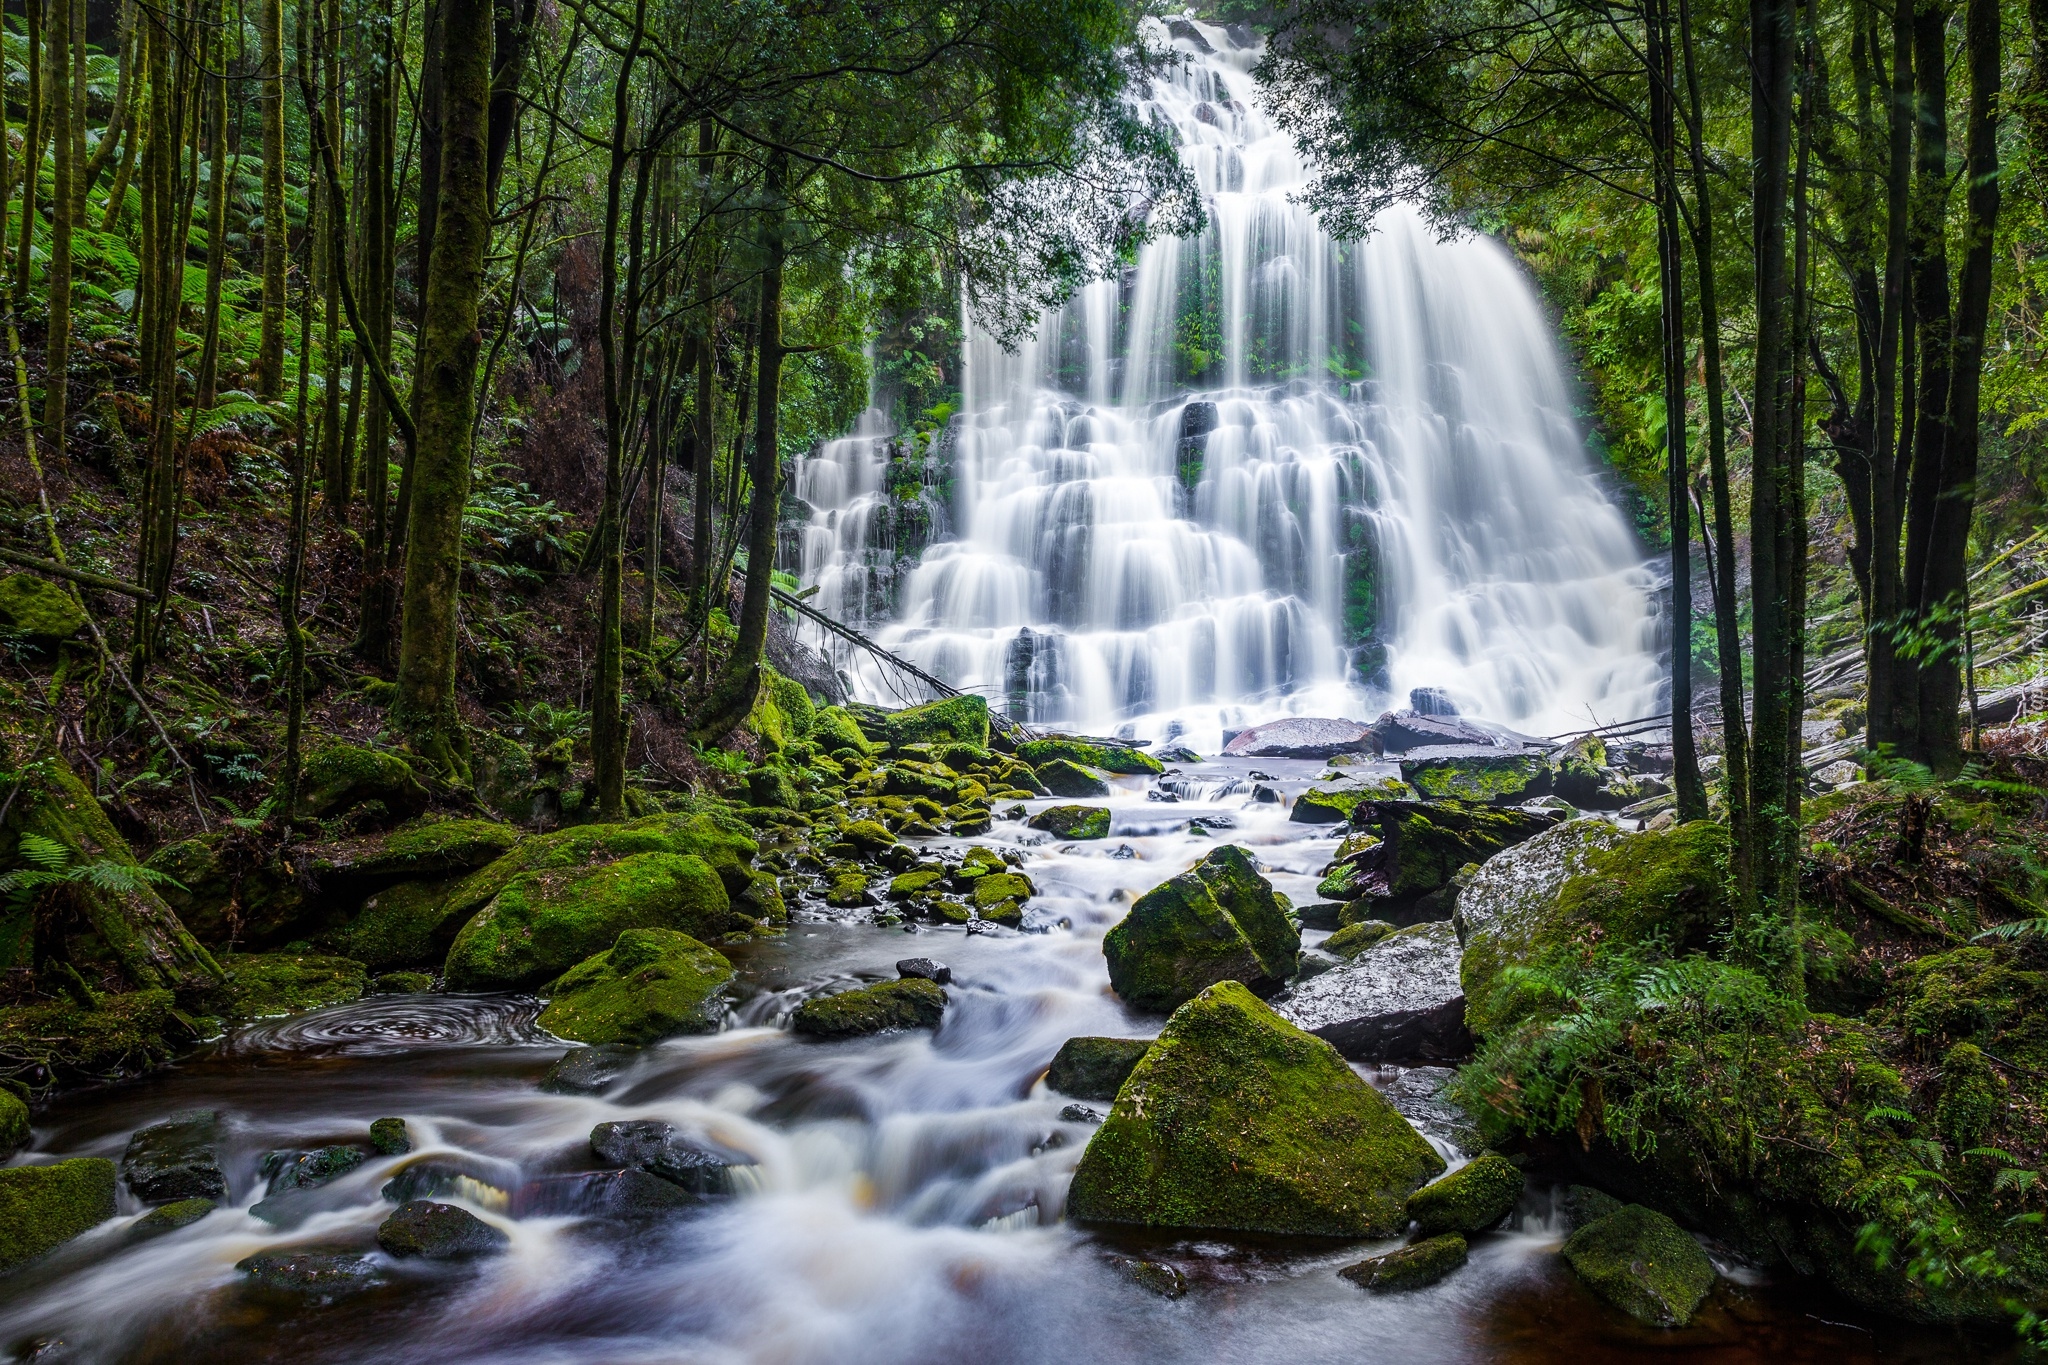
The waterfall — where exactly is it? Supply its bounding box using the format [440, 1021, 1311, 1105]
[792, 17, 1665, 747]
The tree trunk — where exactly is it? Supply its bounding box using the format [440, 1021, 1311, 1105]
[1864, 0, 1914, 762]
[486, 0, 538, 206]
[358, 0, 398, 659]
[254, 0, 286, 395]
[13, 0, 43, 306]
[194, 12, 230, 410]
[319, 0, 347, 516]
[81, 0, 137, 202]
[393, 0, 493, 779]
[42, 0, 74, 456]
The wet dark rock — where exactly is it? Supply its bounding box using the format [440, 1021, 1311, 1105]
[370, 1117, 412, 1156]
[131, 1196, 215, 1237]
[121, 1110, 229, 1204]
[590, 1120, 737, 1194]
[577, 1166, 698, 1219]
[792, 977, 946, 1036]
[1045, 1036, 1152, 1100]
[1179, 400, 1220, 439]
[1293, 948, 1340, 979]
[1407, 1153, 1524, 1236]
[1155, 745, 1203, 763]
[376, 1199, 510, 1258]
[1409, 688, 1459, 716]
[264, 1144, 370, 1194]
[1373, 710, 1502, 753]
[1339, 1233, 1468, 1292]
[1295, 901, 1347, 930]
[1113, 1256, 1188, 1298]
[538, 1043, 641, 1095]
[1562, 1204, 1717, 1327]
[1221, 717, 1378, 760]
[381, 1156, 514, 1206]
[1108, 843, 1138, 859]
[1028, 804, 1110, 839]
[1273, 922, 1468, 1063]
[1186, 814, 1236, 832]
[1339, 800, 1560, 922]
[1222, 19, 1255, 47]
[1166, 16, 1214, 51]
[1059, 1104, 1102, 1124]
[896, 957, 952, 985]
[1251, 783, 1282, 804]
[1103, 845, 1300, 1012]
[236, 1246, 382, 1299]
[1380, 1066, 1483, 1152]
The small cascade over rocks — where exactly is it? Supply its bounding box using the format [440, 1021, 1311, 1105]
[792, 16, 1665, 748]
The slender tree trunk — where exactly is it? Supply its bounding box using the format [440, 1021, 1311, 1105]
[13, 0, 44, 306]
[42, 0, 74, 455]
[1865, 0, 1914, 762]
[283, 4, 315, 823]
[486, 0, 538, 206]
[254, 0, 286, 395]
[320, 0, 347, 515]
[359, 0, 398, 658]
[393, 0, 493, 778]
[691, 154, 786, 746]
[195, 12, 230, 410]
[81, 0, 137, 201]
[66, 0, 83, 216]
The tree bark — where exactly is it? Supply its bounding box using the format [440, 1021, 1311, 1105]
[42, 0, 74, 455]
[358, 0, 398, 659]
[255, 0, 287, 395]
[393, 0, 493, 779]
[319, 0, 348, 516]
[195, 10, 230, 410]
[13, 0, 44, 306]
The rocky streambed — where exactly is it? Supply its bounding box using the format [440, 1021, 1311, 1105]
[0, 702, 2011, 1363]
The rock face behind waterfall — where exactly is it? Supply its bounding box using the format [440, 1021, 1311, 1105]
[1067, 981, 1444, 1237]
[1273, 921, 1468, 1062]
[1103, 846, 1300, 1012]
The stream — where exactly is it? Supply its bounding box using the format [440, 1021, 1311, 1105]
[0, 766, 1996, 1363]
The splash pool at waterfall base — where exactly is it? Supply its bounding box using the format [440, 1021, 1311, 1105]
[0, 775, 2008, 1364]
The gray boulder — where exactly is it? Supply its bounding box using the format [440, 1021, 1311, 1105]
[1272, 921, 1468, 1062]
[121, 1110, 228, 1203]
[1222, 717, 1378, 760]
[376, 1199, 510, 1258]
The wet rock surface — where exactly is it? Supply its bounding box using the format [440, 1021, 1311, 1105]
[590, 1120, 739, 1193]
[1045, 1036, 1152, 1100]
[1102, 844, 1299, 1012]
[1273, 921, 1469, 1062]
[376, 1199, 510, 1258]
[539, 1043, 642, 1094]
[120, 1110, 229, 1203]
[1221, 717, 1379, 760]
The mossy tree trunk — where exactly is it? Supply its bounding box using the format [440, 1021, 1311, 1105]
[80, 0, 137, 204]
[194, 10, 229, 410]
[393, 0, 493, 780]
[358, 0, 398, 659]
[12, 0, 43, 305]
[254, 0, 286, 395]
[319, 0, 348, 518]
[42, 0, 74, 456]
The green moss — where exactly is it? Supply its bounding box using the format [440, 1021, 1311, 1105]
[973, 871, 1034, 924]
[1317, 861, 1369, 901]
[1035, 758, 1111, 798]
[0, 1087, 28, 1155]
[298, 743, 428, 819]
[1367, 801, 1559, 905]
[537, 929, 735, 1045]
[744, 666, 815, 752]
[373, 971, 434, 993]
[146, 832, 306, 945]
[132, 1196, 216, 1236]
[812, 706, 879, 756]
[889, 870, 944, 898]
[1338, 1232, 1468, 1292]
[1015, 738, 1163, 776]
[1027, 804, 1110, 840]
[217, 953, 368, 1018]
[1067, 981, 1444, 1236]
[1553, 820, 1731, 945]
[0, 1158, 118, 1271]
[1406, 1153, 1523, 1235]
[1290, 786, 1375, 824]
[791, 977, 946, 1036]
[879, 762, 959, 802]
[1935, 1042, 2002, 1152]
[842, 820, 896, 852]
[370, 1118, 412, 1155]
[322, 877, 464, 970]
[1561, 1204, 1717, 1327]
[1401, 754, 1551, 803]
[333, 819, 523, 880]
[444, 851, 737, 990]
[1045, 1036, 1152, 1100]
[880, 694, 989, 750]
[1324, 920, 1395, 958]
[439, 810, 761, 930]
[0, 573, 87, 642]
[1104, 845, 1301, 1012]
[825, 869, 875, 907]
[0, 990, 180, 1078]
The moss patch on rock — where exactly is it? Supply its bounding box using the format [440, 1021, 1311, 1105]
[1407, 1153, 1523, 1236]
[1400, 754, 1551, 804]
[1338, 1232, 1468, 1292]
[320, 819, 523, 882]
[216, 953, 367, 1018]
[791, 977, 946, 1037]
[1561, 1203, 1717, 1327]
[872, 695, 989, 750]
[0, 573, 87, 642]
[1, 1086, 30, 1155]
[1028, 805, 1110, 840]
[537, 929, 735, 1045]
[444, 850, 736, 991]
[1035, 758, 1112, 798]
[0, 989, 182, 1080]
[1324, 920, 1395, 959]
[1046, 1036, 1152, 1100]
[298, 743, 429, 820]
[1066, 981, 1444, 1236]
[1103, 845, 1300, 1012]
[0, 1157, 118, 1271]
[322, 877, 465, 971]
[1016, 738, 1162, 776]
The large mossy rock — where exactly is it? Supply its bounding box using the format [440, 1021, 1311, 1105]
[444, 850, 735, 991]
[1066, 981, 1444, 1236]
[791, 977, 946, 1036]
[314, 818, 523, 883]
[0, 1157, 117, 1272]
[1338, 1233, 1468, 1292]
[1400, 754, 1551, 804]
[216, 953, 368, 1018]
[1016, 737, 1163, 776]
[1288, 778, 1412, 825]
[812, 705, 879, 756]
[1028, 804, 1109, 840]
[744, 665, 817, 753]
[1407, 1153, 1523, 1236]
[1458, 820, 1728, 1038]
[1035, 758, 1111, 798]
[537, 929, 735, 1045]
[1339, 799, 1560, 921]
[1045, 1036, 1152, 1100]
[1103, 845, 1300, 1012]
[1561, 1203, 1717, 1327]
[320, 876, 464, 970]
[145, 831, 308, 946]
[438, 810, 760, 930]
[297, 743, 429, 820]
[0, 573, 87, 643]
[1, 1087, 28, 1156]
[877, 695, 989, 750]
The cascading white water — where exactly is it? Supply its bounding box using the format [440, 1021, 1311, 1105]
[794, 17, 1666, 745]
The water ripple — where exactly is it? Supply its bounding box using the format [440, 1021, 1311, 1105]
[220, 993, 555, 1055]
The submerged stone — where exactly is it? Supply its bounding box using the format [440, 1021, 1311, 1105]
[369, 1118, 412, 1156]
[791, 977, 946, 1037]
[1561, 1204, 1717, 1327]
[1103, 845, 1301, 1012]
[121, 1110, 229, 1203]
[1407, 1153, 1524, 1236]
[1028, 804, 1111, 839]
[236, 1246, 382, 1298]
[590, 1120, 737, 1193]
[539, 1043, 641, 1095]
[0, 1158, 117, 1272]
[1338, 1233, 1468, 1292]
[1045, 1036, 1153, 1100]
[536, 928, 735, 1046]
[1066, 981, 1444, 1237]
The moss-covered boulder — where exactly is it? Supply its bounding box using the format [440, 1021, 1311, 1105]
[444, 851, 735, 991]
[1103, 845, 1300, 1012]
[972, 871, 1034, 925]
[1066, 981, 1444, 1236]
[1291, 778, 1414, 825]
[1028, 804, 1110, 839]
[298, 743, 429, 820]
[1338, 1233, 1468, 1292]
[1035, 758, 1111, 798]
[812, 705, 879, 756]
[1459, 820, 1727, 1038]
[537, 929, 735, 1045]
[1400, 754, 1552, 804]
[1341, 799, 1560, 920]
[0, 1158, 118, 1271]
[217, 953, 368, 1018]
[0, 989, 182, 1081]
[791, 977, 946, 1037]
[1324, 919, 1394, 958]
[315, 818, 523, 883]
[745, 666, 817, 753]
[321, 877, 464, 971]
[878, 695, 989, 750]
[145, 831, 308, 946]
[1, 1086, 30, 1156]
[0, 573, 87, 642]
[1045, 1036, 1152, 1100]
[1407, 1153, 1523, 1236]
[1016, 737, 1163, 776]
[1561, 1204, 1717, 1327]
[746, 766, 798, 810]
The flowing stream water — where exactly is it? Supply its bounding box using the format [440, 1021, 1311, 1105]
[0, 19, 2003, 1365]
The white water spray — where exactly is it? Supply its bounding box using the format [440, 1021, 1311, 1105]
[794, 18, 1665, 745]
